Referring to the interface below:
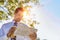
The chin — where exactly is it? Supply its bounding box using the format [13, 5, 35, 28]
[17, 20, 20, 22]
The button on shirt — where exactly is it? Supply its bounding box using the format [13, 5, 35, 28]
[0, 21, 31, 40]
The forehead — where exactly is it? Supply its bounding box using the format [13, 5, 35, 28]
[15, 11, 23, 15]
[18, 11, 23, 13]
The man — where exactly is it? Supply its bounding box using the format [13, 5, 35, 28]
[0, 7, 37, 40]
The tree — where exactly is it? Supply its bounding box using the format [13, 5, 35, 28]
[0, 0, 40, 27]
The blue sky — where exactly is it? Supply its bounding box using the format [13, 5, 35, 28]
[47, 0, 60, 18]
[40, 0, 60, 18]
[38, 0, 60, 40]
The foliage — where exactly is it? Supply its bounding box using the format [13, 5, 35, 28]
[0, 0, 40, 27]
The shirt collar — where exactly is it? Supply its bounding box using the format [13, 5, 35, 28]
[12, 20, 22, 24]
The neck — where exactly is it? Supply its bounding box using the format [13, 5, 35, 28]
[13, 19, 20, 23]
[15, 21, 20, 23]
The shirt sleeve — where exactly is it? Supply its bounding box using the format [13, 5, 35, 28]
[0, 25, 5, 37]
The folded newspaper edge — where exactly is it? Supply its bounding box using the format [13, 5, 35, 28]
[14, 27, 37, 36]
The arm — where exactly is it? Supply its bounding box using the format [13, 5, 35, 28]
[29, 32, 37, 40]
[7, 26, 16, 38]
[0, 25, 5, 37]
[23, 24, 37, 40]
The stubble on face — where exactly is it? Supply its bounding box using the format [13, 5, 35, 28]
[14, 11, 23, 22]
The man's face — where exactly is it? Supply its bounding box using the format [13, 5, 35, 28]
[14, 11, 23, 22]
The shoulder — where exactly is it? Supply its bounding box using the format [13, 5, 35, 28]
[2, 21, 14, 28]
[3, 22, 13, 26]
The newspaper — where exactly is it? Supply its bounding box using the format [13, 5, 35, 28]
[14, 26, 37, 36]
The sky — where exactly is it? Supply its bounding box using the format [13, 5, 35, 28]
[38, 0, 60, 40]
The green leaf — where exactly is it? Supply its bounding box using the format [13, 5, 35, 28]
[15, 0, 18, 3]
[8, 0, 14, 5]
[10, 6, 15, 11]
[0, 11, 8, 20]
[24, 0, 30, 3]
[31, 0, 39, 4]
[0, 16, 2, 20]
[0, 0, 4, 5]
[0, 11, 3, 13]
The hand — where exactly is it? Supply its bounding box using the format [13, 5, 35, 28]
[7, 27, 16, 38]
[29, 32, 37, 40]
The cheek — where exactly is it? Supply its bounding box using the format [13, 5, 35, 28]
[19, 15, 23, 18]
[16, 16, 22, 19]
[14, 14, 23, 19]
